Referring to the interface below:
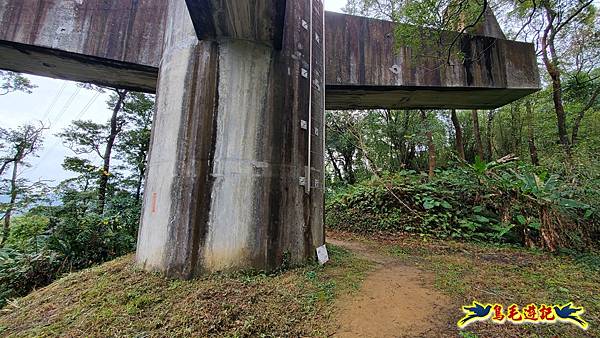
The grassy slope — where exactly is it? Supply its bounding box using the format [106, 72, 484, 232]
[332, 231, 600, 338]
[2, 233, 598, 338]
[0, 246, 372, 337]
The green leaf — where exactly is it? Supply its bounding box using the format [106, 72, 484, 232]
[475, 215, 490, 223]
[559, 199, 584, 208]
[516, 215, 527, 225]
[441, 201, 452, 209]
[584, 209, 593, 219]
[423, 200, 436, 209]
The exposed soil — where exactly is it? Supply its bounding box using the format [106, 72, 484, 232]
[328, 238, 455, 338]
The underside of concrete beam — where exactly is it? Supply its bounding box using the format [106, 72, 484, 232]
[185, 0, 286, 48]
[325, 85, 538, 110]
[0, 39, 158, 92]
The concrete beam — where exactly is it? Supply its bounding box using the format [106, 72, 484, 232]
[0, 39, 158, 92]
[0, 0, 164, 91]
[185, 0, 286, 48]
[0, 1, 540, 110]
[324, 12, 540, 109]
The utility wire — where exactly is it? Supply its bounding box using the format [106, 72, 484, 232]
[29, 90, 101, 174]
[40, 81, 67, 122]
[48, 86, 82, 128]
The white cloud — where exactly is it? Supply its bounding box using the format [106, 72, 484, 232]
[325, 0, 346, 12]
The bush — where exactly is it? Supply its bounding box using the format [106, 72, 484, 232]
[5, 215, 49, 250]
[326, 162, 598, 250]
[0, 191, 141, 308]
[0, 248, 65, 308]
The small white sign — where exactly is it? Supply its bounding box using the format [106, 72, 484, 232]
[316, 244, 329, 265]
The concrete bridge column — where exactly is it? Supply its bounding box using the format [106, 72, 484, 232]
[136, 0, 325, 278]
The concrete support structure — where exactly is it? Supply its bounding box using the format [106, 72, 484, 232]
[324, 12, 539, 109]
[137, 0, 324, 277]
[0, 0, 540, 277]
[0, 1, 540, 109]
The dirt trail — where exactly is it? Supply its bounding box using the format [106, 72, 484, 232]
[328, 238, 454, 338]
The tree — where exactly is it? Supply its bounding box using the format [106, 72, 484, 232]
[566, 71, 600, 146]
[116, 93, 154, 201]
[471, 109, 484, 160]
[58, 88, 129, 213]
[525, 99, 540, 165]
[326, 111, 361, 184]
[99, 90, 128, 212]
[509, 0, 599, 158]
[0, 123, 46, 245]
[450, 109, 465, 160]
[485, 110, 495, 161]
[0, 71, 36, 96]
[420, 110, 436, 178]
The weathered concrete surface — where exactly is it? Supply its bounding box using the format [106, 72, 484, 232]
[137, 0, 324, 276]
[0, 40, 158, 92]
[0, 0, 165, 91]
[324, 12, 540, 109]
[185, 0, 285, 48]
[0, 1, 540, 109]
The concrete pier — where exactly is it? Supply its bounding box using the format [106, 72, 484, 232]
[136, 0, 325, 277]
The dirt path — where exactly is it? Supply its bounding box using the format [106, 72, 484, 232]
[328, 238, 454, 338]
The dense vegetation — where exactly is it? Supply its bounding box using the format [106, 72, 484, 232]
[326, 0, 600, 252]
[0, 79, 153, 307]
[326, 163, 599, 249]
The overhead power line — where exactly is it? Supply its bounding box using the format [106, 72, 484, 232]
[40, 81, 67, 122]
[29, 90, 101, 174]
[49, 86, 82, 128]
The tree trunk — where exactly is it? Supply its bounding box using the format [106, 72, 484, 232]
[571, 87, 600, 146]
[98, 90, 127, 214]
[342, 150, 356, 184]
[525, 100, 540, 166]
[509, 104, 520, 156]
[382, 110, 394, 170]
[450, 109, 465, 160]
[1, 157, 20, 246]
[326, 147, 345, 183]
[548, 63, 570, 157]
[400, 110, 411, 167]
[135, 166, 145, 202]
[541, 6, 571, 159]
[485, 110, 495, 161]
[472, 109, 484, 161]
[420, 110, 436, 179]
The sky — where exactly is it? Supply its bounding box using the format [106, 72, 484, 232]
[1, 1, 347, 186]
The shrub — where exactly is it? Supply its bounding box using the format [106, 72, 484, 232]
[326, 163, 598, 250]
[0, 248, 65, 308]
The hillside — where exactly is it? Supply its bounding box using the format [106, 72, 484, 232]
[0, 246, 371, 337]
[2, 233, 599, 337]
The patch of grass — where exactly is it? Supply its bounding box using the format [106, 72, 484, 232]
[0, 245, 371, 337]
[458, 331, 479, 338]
[430, 261, 470, 295]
